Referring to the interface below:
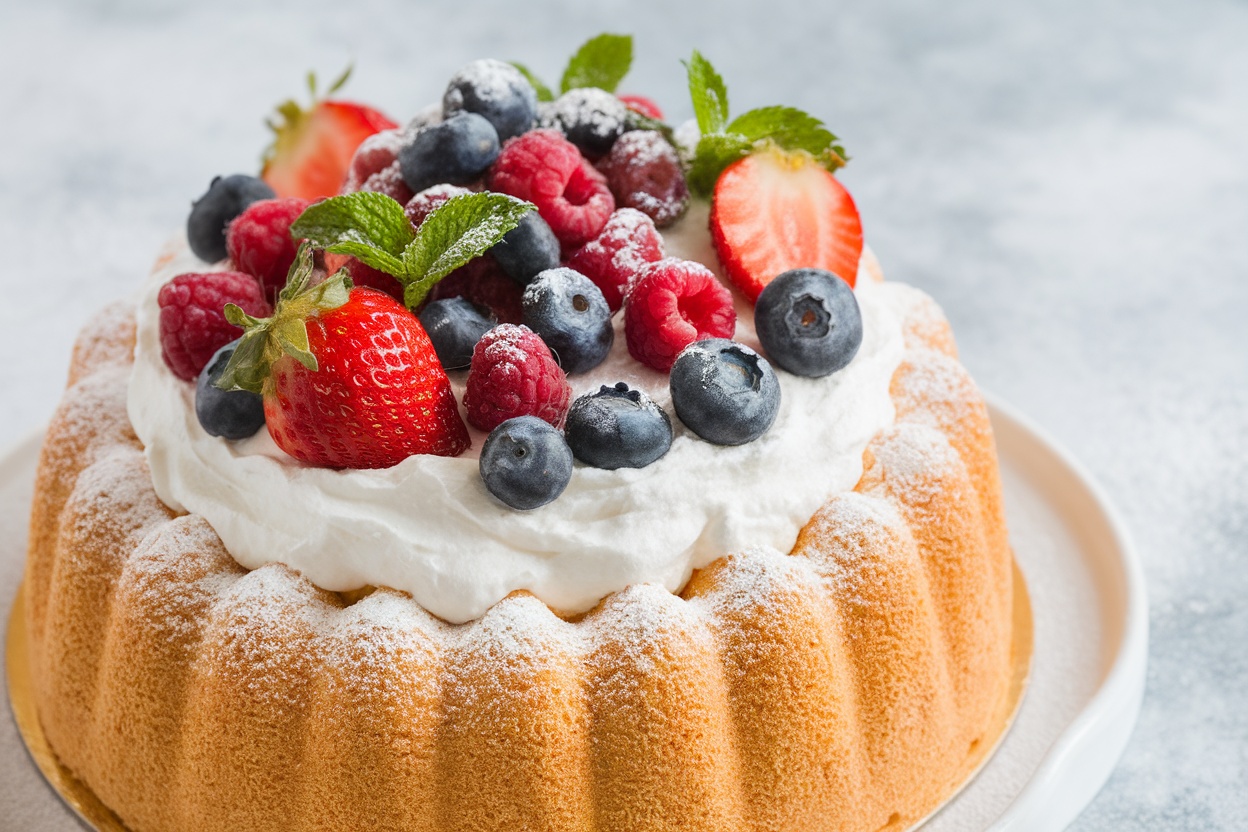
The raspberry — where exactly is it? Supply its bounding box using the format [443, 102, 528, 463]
[357, 161, 415, 206]
[488, 129, 614, 250]
[463, 324, 571, 432]
[427, 256, 523, 324]
[226, 197, 310, 300]
[404, 184, 473, 228]
[624, 259, 737, 372]
[323, 252, 404, 301]
[617, 94, 664, 121]
[597, 131, 689, 228]
[341, 128, 406, 192]
[565, 208, 664, 312]
[158, 271, 271, 381]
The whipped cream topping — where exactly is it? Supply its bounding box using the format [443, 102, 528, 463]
[128, 201, 908, 624]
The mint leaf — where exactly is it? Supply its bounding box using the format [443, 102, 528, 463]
[728, 105, 847, 169]
[400, 193, 534, 309]
[688, 132, 752, 197]
[685, 50, 729, 135]
[561, 33, 633, 94]
[510, 61, 554, 102]
[289, 191, 415, 276]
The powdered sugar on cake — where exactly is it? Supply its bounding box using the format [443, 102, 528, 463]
[128, 203, 910, 624]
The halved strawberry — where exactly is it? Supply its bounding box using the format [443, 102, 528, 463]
[710, 149, 863, 302]
[262, 70, 398, 201]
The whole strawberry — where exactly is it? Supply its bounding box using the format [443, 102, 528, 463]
[218, 245, 469, 468]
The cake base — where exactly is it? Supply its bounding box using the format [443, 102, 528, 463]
[7, 563, 1032, 832]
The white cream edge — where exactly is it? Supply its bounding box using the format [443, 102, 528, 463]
[128, 203, 909, 624]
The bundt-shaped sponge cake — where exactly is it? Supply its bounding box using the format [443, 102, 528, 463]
[23, 280, 1020, 832]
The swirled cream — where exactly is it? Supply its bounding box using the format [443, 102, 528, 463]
[129, 202, 907, 624]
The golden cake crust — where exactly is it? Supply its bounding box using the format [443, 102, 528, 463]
[24, 283, 1017, 832]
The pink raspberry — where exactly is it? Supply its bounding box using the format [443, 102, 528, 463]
[225, 197, 310, 301]
[597, 131, 689, 228]
[488, 129, 614, 250]
[322, 252, 404, 301]
[565, 208, 665, 313]
[625, 259, 737, 372]
[340, 128, 406, 192]
[463, 324, 571, 432]
[426, 256, 524, 324]
[617, 94, 664, 120]
[404, 184, 473, 228]
[158, 271, 271, 381]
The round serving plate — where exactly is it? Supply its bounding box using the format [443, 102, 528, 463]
[1, 395, 1146, 831]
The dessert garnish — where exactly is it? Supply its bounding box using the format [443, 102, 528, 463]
[478, 415, 574, 510]
[417, 297, 496, 371]
[195, 341, 265, 440]
[669, 339, 781, 445]
[226, 196, 310, 300]
[624, 258, 736, 372]
[565, 207, 665, 312]
[261, 67, 397, 201]
[520, 267, 614, 375]
[564, 382, 673, 470]
[158, 270, 270, 380]
[186, 174, 274, 262]
[463, 323, 571, 432]
[754, 268, 864, 377]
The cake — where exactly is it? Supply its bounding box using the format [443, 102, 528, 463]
[21, 35, 1023, 832]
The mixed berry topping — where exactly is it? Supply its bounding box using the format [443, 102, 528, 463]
[754, 268, 863, 377]
[521, 268, 613, 375]
[158, 271, 270, 381]
[488, 129, 615, 249]
[624, 258, 736, 372]
[463, 324, 572, 432]
[226, 197, 310, 301]
[670, 339, 781, 446]
[174, 34, 870, 510]
[187, 175, 275, 263]
[564, 383, 672, 470]
[565, 208, 664, 312]
[479, 416, 574, 510]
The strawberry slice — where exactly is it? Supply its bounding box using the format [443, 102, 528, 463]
[262, 71, 397, 201]
[710, 150, 863, 302]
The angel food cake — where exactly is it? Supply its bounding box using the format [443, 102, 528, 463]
[23, 34, 1022, 832]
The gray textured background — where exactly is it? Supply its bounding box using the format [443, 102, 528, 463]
[1, 0, 1245, 828]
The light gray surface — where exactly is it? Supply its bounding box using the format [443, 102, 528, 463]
[0, 0, 1244, 829]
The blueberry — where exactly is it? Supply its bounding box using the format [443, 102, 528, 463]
[521, 267, 613, 375]
[187, 174, 274, 262]
[669, 339, 781, 446]
[541, 88, 630, 159]
[399, 112, 500, 193]
[442, 59, 538, 142]
[479, 416, 574, 510]
[490, 211, 561, 285]
[565, 383, 672, 470]
[195, 341, 266, 440]
[418, 297, 496, 371]
[755, 268, 863, 378]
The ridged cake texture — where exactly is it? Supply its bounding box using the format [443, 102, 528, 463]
[24, 273, 1018, 832]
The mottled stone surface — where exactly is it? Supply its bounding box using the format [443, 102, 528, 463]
[0, 0, 1244, 829]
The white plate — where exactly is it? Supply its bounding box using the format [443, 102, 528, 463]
[0, 396, 1147, 831]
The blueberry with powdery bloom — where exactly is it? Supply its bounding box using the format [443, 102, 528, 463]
[196, 341, 266, 440]
[399, 112, 500, 193]
[521, 267, 613, 375]
[418, 297, 496, 371]
[565, 383, 672, 470]
[490, 211, 561, 286]
[541, 88, 630, 160]
[186, 174, 274, 262]
[669, 339, 781, 446]
[443, 59, 539, 142]
[754, 268, 863, 378]
[479, 416, 574, 510]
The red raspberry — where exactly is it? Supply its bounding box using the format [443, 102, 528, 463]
[597, 131, 689, 228]
[618, 94, 664, 120]
[427, 256, 523, 324]
[323, 252, 404, 301]
[357, 161, 415, 205]
[625, 259, 737, 372]
[488, 129, 615, 250]
[158, 271, 271, 381]
[340, 128, 406, 192]
[404, 184, 473, 228]
[463, 324, 571, 432]
[565, 208, 664, 312]
[226, 197, 310, 301]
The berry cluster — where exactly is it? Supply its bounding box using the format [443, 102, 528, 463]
[166, 34, 869, 512]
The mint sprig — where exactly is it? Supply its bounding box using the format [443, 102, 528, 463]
[290, 190, 535, 309]
[684, 51, 848, 197]
[512, 32, 635, 100]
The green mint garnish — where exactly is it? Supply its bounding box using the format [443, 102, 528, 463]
[290, 190, 535, 310]
[560, 33, 633, 94]
[217, 243, 353, 393]
[509, 62, 554, 102]
[684, 51, 848, 197]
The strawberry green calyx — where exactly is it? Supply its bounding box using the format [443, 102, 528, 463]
[290, 190, 535, 310]
[683, 50, 848, 197]
[216, 243, 353, 395]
